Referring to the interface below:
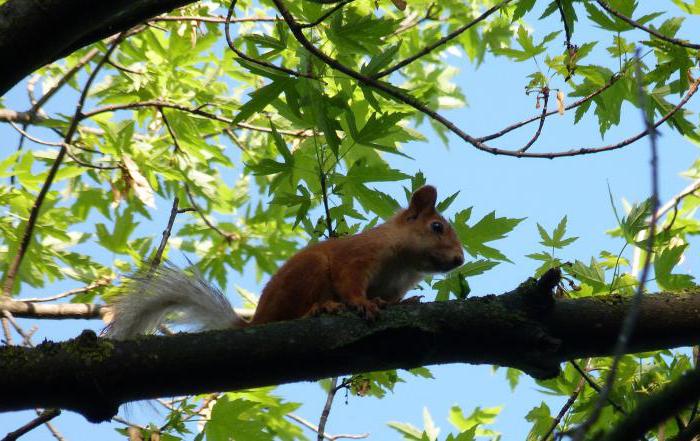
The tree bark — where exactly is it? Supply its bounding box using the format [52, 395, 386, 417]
[0, 271, 698, 423]
[0, 0, 197, 96]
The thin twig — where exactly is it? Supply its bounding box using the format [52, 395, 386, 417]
[184, 185, 239, 242]
[594, 0, 700, 50]
[319, 172, 334, 238]
[570, 360, 627, 414]
[318, 377, 340, 441]
[300, 0, 355, 28]
[16, 278, 112, 303]
[28, 26, 145, 116]
[573, 47, 661, 441]
[374, 0, 514, 79]
[151, 197, 180, 270]
[30, 48, 100, 114]
[1, 409, 61, 441]
[107, 58, 144, 75]
[555, 0, 577, 81]
[658, 179, 700, 222]
[225, 0, 314, 79]
[153, 15, 279, 24]
[7, 122, 65, 146]
[519, 88, 550, 153]
[34, 409, 65, 441]
[476, 72, 623, 142]
[8, 122, 118, 169]
[287, 413, 369, 440]
[631, 178, 700, 275]
[391, 4, 440, 36]
[1, 316, 12, 345]
[112, 416, 147, 431]
[542, 363, 587, 440]
[80, 100, 311, 137]
[1, 35, 125, 296]
[0, 314, 64, 440]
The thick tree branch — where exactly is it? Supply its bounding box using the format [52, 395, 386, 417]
[0, 274, 698, 423]
[0, 0, 197, 95]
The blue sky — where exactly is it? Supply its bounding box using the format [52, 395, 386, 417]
[1, 1, 699, 440]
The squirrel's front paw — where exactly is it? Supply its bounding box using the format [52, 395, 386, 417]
[399, 295, 424, 304]
[348, 298, 381, 320]
[307, 301, 346, 317]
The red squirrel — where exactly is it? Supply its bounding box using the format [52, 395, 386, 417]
[106, 185, 464, 339]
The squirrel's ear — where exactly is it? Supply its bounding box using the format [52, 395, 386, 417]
[407, 185, 437, 218]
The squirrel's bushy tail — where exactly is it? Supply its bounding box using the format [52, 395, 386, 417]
[105, 264, 246, 340]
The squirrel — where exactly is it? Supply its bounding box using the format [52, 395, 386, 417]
[106, 185, 464, 340]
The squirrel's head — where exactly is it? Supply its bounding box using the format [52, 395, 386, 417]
[393, 185, 464, 273]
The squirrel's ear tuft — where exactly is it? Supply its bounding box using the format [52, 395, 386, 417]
[407, 185, 437, 217]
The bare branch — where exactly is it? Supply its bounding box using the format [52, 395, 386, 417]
[1, 409, 61, 441]
[0, 300, 107, 320]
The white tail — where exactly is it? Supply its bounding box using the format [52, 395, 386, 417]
[105, 264, 246, 340]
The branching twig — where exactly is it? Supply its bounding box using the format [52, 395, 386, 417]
[573, 48, 661, 441]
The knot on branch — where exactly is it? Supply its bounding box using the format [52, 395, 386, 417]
[514, 267, 561, 314]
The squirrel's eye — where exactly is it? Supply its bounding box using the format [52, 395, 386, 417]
[430, 221, 444, 234]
